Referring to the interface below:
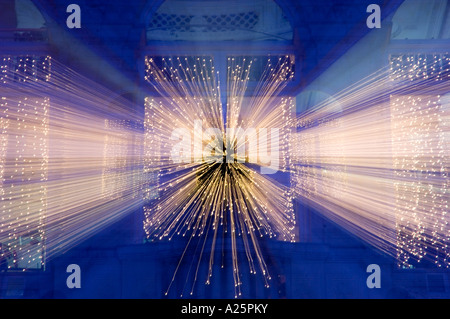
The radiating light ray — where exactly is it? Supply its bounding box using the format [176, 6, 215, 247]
[227, 56, 294, 173]
[292, 53, 450, 268]
[3, 46, 448, 298]
[0, 56, 144, 266]
[144, 55, 296, 297]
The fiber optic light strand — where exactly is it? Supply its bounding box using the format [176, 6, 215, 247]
[0, 56, 144, 266]
[144, 55, 296, 297]
[2, 49, 448, 296]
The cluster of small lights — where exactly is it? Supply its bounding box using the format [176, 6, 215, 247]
[390, 53, 449, 268]
[391, 94, 449, 268]
[143, 98, 165, 202]
[0, 96, 49, 271]
[0, 55, 51, 270]
[288, 53, 450, 268]
[144, 55, 296, 297]
[291, 116, 348, 201]
[278, 97, 295, 175]
[2, 46, 446, 295]
[0, 56, 51, 84]
[0, 115, 7, 199]
[289, 63, 348, 204]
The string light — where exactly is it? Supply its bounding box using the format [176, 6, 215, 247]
[0, 55, 50, 270]
[0, 86, 49, 269]
[390, 53, 450, 268]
